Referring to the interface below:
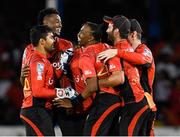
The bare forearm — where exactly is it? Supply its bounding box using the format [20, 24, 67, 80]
[99, 71, 124, 88]
[99, 76, 119, 88]
[81, 77, 98, 99]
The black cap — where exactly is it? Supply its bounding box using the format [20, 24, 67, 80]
[130, 19, 142, 34]
[103, 15, 130, 35]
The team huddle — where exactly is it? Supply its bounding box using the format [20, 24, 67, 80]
[20, 8, 156, 136]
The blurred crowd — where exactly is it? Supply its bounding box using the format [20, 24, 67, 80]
[152, 39, 180, 126]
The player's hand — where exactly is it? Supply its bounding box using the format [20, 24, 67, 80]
[53, 98, 73, 108]
[59, 48, 73, 74]
[21, 65, 30, 78]
[98, 49, 118, 63]
[55, 87, 78, 99]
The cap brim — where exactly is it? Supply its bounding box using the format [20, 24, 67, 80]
[103, 16, 113, 23]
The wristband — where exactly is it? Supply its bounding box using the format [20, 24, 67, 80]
[71, 94, 84, 107]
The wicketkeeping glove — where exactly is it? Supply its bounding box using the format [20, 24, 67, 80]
[56, 86, 78, 99]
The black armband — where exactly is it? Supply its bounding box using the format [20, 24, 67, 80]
[71, 94, 84, 107]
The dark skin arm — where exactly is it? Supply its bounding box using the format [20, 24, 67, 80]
[53, 77, 98, 108]
[20, 65, 30, 86]
[99, 70, 124, 88]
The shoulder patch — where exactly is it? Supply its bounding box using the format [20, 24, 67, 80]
[37, 63, 44, 73]
[37, 63, 44, 80]
[143, 49, 152, 56]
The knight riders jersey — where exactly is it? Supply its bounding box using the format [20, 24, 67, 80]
[70, 48, 93, 112]
[48, 38, 73, 78]
[79, 43, 122, 95]
[21, 38, 73, 88]
[116, 43, 155, 95]
[115, 40, 144, 103]
[21, 44, 34, 70]
[22, 50, 56, 109]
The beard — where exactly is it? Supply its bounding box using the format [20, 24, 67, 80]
[107, 33, 115, 43]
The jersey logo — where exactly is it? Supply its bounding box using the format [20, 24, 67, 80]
[109, 64, 116, 70]
[37, 63, 44, 80]
[84, 70, 92, 75]
[23, 78, 31, 98]
[143, 49, 152, 57]
[97, 65, 110, 79]
[48, 78, 54, 85]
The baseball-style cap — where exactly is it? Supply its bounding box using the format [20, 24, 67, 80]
[130, 19, 142, 33]
[103, 15, 131, 35]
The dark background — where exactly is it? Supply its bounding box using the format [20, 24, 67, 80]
[0, 0, 180, 126]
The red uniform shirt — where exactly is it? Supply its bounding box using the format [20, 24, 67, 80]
[22, 50, 56, 109]
[134, 44, 155, 95]
[117, 43, 155, 95]
[79, 43, 122, 95]
[115, 40, 144, 103]
[21, 44, 34, 70]
[70, 48, 93, 112]
[48, 38, 73, 88]
[21, 38, 73, 88]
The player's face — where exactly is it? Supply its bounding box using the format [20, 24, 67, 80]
[45, 14, 62, 36]
[127, 32, 134, 44]
[106, 23, 115, 42]
[77, 24, 93, 46]
[44, 32, 55, 53]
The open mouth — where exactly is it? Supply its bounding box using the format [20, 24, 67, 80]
[56, 28, 61, 33]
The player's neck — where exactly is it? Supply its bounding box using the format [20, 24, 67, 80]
[114, 37, 126, 45]
[131, 40, 141, 50]
[84, 40, 97, 47]
[35, 46, 47, 56]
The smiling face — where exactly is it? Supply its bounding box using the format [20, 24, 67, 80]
[44, 32, 55, 53]
[77, 24, 94, 46]
[44, 14, 62, 36]
[106, 23, 115, 42]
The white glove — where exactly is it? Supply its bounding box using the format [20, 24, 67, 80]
[59, 48, 73, 74]
[56, 86, 78, 99]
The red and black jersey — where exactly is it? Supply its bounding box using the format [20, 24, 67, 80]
[22, 38, 73, 88]
[116, 43, 155, 95]
[70, 48, 93, 112]
[79, 43, 122, 95]
[22, 50, 56, 109]
[135, 44, 155, 95]
[48, 38, 73, 88]
[115, 40, 144, 103]
[21, 44, 34, 70]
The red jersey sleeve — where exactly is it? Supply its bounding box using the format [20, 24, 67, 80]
[30, 59, 56, 98]
[117, 44, 153, 65]
[21, 44, 34, 69]
[108, 57, 122, 72]
[56, 38, 73, 51]
[79, 54, 96, 80]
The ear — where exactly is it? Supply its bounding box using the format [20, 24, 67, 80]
[43, 19, 48, 26]
[132, 31, 137, 38]
[39, 38, 46, 45]
[114, 28, 120, 37]
[88, 35, 94, 42]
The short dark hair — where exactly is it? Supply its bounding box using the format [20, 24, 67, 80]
[37, 8, 59, 25]
[85, 22, 105, 42]
[30, 25, 53, 47]
[130, 19, 142, 39]
[103, 15, 131, 39]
